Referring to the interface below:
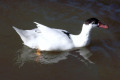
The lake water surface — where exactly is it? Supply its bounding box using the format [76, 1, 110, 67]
[0, 0, 120, 80]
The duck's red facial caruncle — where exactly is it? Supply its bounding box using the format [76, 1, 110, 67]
[98, 22, 109, 29]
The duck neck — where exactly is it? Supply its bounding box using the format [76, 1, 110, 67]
[79, 24, 92, 37]
[72, 24, 93, 47]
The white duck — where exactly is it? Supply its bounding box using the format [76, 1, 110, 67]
[13, 18, 108, 54]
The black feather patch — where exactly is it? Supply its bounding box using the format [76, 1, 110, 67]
[62, 31, 71, 39]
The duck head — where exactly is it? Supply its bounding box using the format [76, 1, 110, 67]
[84, 18, 109, 29]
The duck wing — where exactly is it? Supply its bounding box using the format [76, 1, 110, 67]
[34, 22, 71, 39]
[34, 22, 51, 33]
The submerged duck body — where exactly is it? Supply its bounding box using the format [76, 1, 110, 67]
[13, 18, 108, 51]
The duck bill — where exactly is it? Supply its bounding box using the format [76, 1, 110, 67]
[98, 24, 109, 29]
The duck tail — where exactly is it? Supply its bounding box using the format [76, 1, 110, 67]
[12, 26, 28, 43]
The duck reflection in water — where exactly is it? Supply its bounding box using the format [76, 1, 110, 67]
[16, 45, 93, 67]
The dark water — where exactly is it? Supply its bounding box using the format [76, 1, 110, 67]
[0, 0, 120, 80]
